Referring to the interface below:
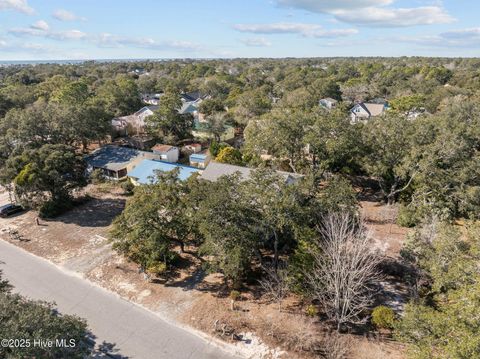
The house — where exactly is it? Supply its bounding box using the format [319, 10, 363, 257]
[111, 105, 158, 137]
[350, 102, 388, 122]
[85, 145, 159, 180]
[128, 159, 201, 185]
[200, 161, 303, 184]
[181, 91, 203, 102]
[189, 153, 211, 169]
[151, 144, 179, 163]
[141, 93, 162, 105]
[185, 143, 202, 153]
[319, 98, 338, 110]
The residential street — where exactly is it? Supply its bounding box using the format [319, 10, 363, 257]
[0, 239, 239, 359]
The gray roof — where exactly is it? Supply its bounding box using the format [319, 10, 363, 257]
[86, 145, 149, 171]
[179, 101, 198, 115]
[200, 161, 303, 184]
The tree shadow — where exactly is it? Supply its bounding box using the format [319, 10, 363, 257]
[90, 341, 130, 359]
[48, 198, 125, 228]
[87, 332, 129, 359]
[164, 267, 230, 297]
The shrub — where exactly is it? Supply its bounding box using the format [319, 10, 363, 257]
[121, 180, 135, 195]
[209, 141, 229, 157]
[371, 305, 396, 330]
[147, 263, 167, 276]
[216, 146, 243, 165]
[39, 198, 73, 218]
[229, 290, 241, 301]
[305, 304, 318, 318]
[397, 204, 419, 228]
[90, 169, 105, 184]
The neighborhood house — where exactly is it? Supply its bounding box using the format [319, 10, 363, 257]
[189, 153, 211, 169]
[200, 161, 303, 184]
[85, 145, 159, 180]
[319, 98, 338, 110]
[111, 105, 158, 137]
[152, 144, 180, 163]
[350, 102, 388, 122]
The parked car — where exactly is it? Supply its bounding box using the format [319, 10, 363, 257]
[0, 204, 24, 217]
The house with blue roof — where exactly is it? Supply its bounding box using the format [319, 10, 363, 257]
[189, 153, 211, 169]
[127, 159, 201, 185]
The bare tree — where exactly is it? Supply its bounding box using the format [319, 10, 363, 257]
[306, 213, 381, 331]
[259, 262, 290, 312]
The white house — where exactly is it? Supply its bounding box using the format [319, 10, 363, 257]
[350, 102, 387, 122]
[319, 98, 338, 110]
[141, 93, 163, 105]
[111, 105, 158, 136]
[151, 144, 179, 163]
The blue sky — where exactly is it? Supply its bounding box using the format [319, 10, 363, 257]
[0, 0, 478, 60]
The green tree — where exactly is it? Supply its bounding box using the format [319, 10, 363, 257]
[4, 144, 86, 215]
[197, 174, 259, 286]
[0, 273, 92, 359]
[97, 75, 142, 117]
[396, 223, 480, 358]
[147, 89, 194, 142]
[361, 114, 418, 204]
[110, 171, 198, 273]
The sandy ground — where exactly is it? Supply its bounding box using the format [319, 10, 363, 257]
[0, 187, 406, 359]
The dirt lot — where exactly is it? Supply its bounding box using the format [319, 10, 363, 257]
[0, 186, 406, 359]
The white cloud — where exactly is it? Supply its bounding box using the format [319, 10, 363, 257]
[52, 9, 86, 22]
[276, 0, 454, 27]
[95, 33, 201, 51]
[9, 26, 87, 40]
[240, 37, 272, 47]
[277, 0, 393, 12]
[0, 0, 33, 14]
[399, 28, 480, 48]
[334, 6, 454, 27]
[31, 20, 49, 31]
[233, 22, 358, 38]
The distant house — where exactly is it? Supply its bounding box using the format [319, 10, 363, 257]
[111, 105, 158, 137]
[141, 93, 162, 105]
[200, 161, 303, 184]
[189, 153, 211, 169]
[319, 98, 338, 110]
[184, 143, 202, 153]
[85, 145, 159, 180]
[128, 159, 201, 185]
[151, 144, 179, 163]
[181, 91, 203, 102]
[350, 102, 388, 122]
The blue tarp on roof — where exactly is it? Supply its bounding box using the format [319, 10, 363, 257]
[128, 159, 200, 184]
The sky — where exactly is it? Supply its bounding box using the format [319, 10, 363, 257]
[0, 0, 479, 60]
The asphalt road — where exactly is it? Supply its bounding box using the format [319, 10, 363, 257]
[0, 239, 240, 359]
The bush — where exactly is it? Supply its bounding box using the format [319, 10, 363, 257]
[229, 290, 241, 301]
[397, 204, 420, 228]
[215, 146, 243, 165]
[90, 169, 105, 184]
[121, 180, 135, 195]
[305, 304, 318, 317]
[371, 305, 396, 330]
[147, 263, 167, 276]
[209, 141, 229, 157]
[39, 198, 73, 218]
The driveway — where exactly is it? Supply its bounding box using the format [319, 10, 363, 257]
[0, 239, 240, 359]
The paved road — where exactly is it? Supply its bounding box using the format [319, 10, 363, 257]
[0, 239, 240, 359]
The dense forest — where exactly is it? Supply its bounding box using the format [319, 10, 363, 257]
[1, 57, 480, 358]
